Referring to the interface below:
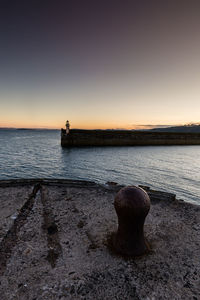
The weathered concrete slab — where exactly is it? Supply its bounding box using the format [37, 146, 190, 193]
[0, 180, 199, 300]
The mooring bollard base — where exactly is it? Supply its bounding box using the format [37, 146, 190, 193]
[113, 233, 150, 256]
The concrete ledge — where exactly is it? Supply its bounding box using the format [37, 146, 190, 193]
[0, 179, 97, 188]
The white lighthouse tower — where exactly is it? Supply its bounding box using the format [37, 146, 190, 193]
[66, 120, 70, 134]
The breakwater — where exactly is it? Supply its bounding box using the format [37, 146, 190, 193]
[61, 129, 200, 146]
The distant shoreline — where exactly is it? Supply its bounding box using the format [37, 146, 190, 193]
[1, 124, 200, 132]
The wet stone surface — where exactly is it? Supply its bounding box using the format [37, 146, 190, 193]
[0, 179, 199, 300]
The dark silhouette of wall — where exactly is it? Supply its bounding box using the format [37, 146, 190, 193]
[61, 129, 200, 147]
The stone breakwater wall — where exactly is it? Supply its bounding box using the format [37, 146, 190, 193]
[61, 129, 200, 147]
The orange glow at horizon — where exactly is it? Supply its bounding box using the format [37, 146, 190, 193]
[1, 62, 200, 130]
[0, 118, 197, 130]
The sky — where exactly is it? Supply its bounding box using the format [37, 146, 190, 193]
[0, 0, 200, 129]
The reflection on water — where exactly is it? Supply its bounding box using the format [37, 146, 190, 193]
[0, 129, 200, 204]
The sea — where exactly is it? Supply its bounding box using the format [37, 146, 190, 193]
[0, 129, 199, 204]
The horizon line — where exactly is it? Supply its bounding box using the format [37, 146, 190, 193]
[1, 123, 199, 130]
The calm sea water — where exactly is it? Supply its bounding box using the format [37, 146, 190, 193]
[0, 129, 199, 204]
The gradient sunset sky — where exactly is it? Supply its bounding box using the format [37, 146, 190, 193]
[0, 0, 200, 129]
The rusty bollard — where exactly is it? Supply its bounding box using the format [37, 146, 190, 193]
[113, 186, 150, 256]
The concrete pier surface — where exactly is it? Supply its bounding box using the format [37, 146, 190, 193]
[0, 179, 199, 300]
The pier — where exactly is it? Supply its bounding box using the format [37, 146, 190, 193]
[61, 128, 200, 147]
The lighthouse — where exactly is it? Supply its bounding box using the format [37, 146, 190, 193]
[66, 120, 70, 134]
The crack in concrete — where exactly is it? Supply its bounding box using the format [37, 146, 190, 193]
[0, 183, 63, 275]
[0, 183, 41, 276]
[41, 186, 62, 268]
